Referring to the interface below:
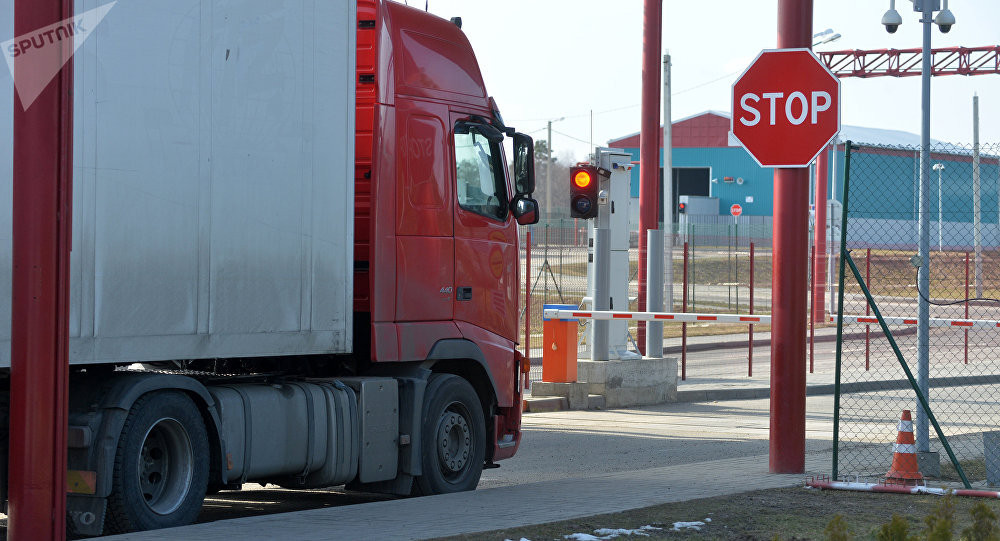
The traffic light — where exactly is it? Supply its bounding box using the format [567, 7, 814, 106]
[570, 164, 600, 219]
[678, 201, 687, 214]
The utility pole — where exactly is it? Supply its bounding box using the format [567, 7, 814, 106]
[544, 117, 565, 221]
[663, 52, 674, 312]
[546, 120, 553, 221]
[973, 94, 982, 297]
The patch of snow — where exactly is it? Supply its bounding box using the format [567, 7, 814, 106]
[671, 521, 706, 532]
[704, 518, 712, 523]
[565, 525, 662, 540]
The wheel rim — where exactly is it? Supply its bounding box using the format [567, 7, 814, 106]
[435, 402, 473, 480]
[136, 418, 194, 516]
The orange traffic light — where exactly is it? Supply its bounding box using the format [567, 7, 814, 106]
[569, 164, 600, 219]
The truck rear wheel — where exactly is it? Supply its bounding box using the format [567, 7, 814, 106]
[105, 391, 209, 534]
[415, 374, 485, 495]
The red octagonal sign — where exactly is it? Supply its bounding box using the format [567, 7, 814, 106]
[731, 49, 841, 168]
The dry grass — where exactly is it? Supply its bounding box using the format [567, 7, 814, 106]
[438, 485, 1000, 540]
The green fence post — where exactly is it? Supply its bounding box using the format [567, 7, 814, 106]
[833, 141, 853, 480]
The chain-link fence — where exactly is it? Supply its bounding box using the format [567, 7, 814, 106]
[834, 141, 1000, 488]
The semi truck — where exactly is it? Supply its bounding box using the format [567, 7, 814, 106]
[0, 0, 539, 535]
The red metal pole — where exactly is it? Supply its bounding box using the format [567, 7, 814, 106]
[749, 242, 755, 378]
[636, 0, 662, 355]
[10, 0, 74, 538]
[965, 251, 970, 365]
[524, 229, 532, 390]
[769, 0, 812, 474]
[682, 241, 689, 381]
[865, 248, 871, 371]
[810, 245, 815, 374]
[813, 147, 830, 322]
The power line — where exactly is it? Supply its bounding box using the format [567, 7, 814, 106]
[510, 70, 741, 125]
[674, 71, 740, 96]
[551, 129, 593, 145]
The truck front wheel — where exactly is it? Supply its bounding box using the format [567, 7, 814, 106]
[105, 391, 209, 533]
[415, 374, 485, 494]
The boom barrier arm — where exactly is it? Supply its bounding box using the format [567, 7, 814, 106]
[541, 308, 1000, 331]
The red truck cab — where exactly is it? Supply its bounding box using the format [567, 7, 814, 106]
[355, 0, 538, 484]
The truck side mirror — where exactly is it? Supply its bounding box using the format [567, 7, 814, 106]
[512, 133, 535, 196]
[512, 197, 539, 225]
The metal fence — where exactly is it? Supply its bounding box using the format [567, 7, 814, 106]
[518, 217, 814, 388]
[834, 141, 1000, 488]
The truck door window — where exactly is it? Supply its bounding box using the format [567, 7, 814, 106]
[454, 129, 508, 220]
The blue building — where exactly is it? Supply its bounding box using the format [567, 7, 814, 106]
[608, 111, 1000, 248]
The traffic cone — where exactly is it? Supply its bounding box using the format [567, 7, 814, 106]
[885, 410, 924, 486]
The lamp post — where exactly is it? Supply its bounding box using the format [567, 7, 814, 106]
[881, 0, 956, 458]
[934, 163, 945, 251]
[545, 116, 565, 222]
[813, 29, 842, 47]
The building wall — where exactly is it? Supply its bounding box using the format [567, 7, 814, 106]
[847, 146, 1000, 224]
[616, 146, 779, 216]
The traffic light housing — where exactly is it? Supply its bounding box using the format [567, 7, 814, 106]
[678, 201, 686, 214]
[570, 164, 600, 219]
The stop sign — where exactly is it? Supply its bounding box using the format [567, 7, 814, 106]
[730, 204, 742, 217]
[731, 49, 841, 168]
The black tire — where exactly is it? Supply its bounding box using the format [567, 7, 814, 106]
[414, 374, 486, 495]
[105, 391, 209, 534]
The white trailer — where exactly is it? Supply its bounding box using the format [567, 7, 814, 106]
[0, 2, 420, 534]
[1, 0, 356, 366]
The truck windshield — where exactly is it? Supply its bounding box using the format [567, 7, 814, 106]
[454, 130, 508, 220]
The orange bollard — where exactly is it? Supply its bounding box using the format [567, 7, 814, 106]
[542, 304, 578, 383]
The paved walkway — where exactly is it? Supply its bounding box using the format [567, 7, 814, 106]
[102, 452, 831, 541]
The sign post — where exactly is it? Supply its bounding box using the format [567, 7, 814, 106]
[730, 6, 840, 473]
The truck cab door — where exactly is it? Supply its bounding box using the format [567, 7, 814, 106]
[393, 102, 455, 324]
[449, 116, 517, 341]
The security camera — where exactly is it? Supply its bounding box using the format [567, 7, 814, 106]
[934, 9, 955, 33]
[882, 8, 903, 33]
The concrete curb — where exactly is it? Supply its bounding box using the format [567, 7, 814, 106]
[663, 326, 918, 355]
[674, 373, 1000, 403]
[523, 396, 567, 413]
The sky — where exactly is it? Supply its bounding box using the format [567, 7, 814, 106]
[423, 0, 1000, 162]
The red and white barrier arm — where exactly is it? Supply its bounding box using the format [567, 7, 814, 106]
[540, 309, 1000, 330]
[541, 308, 770, 324]
[833, 315, 1000, 330]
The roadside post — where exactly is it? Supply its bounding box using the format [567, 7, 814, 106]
[730, 4, 841, 472]
[10, 0, 75, 538]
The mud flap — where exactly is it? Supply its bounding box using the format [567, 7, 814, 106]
[67, 495, 107, 537]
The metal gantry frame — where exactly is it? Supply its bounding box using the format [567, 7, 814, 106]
[820, 46, 1000, 78]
